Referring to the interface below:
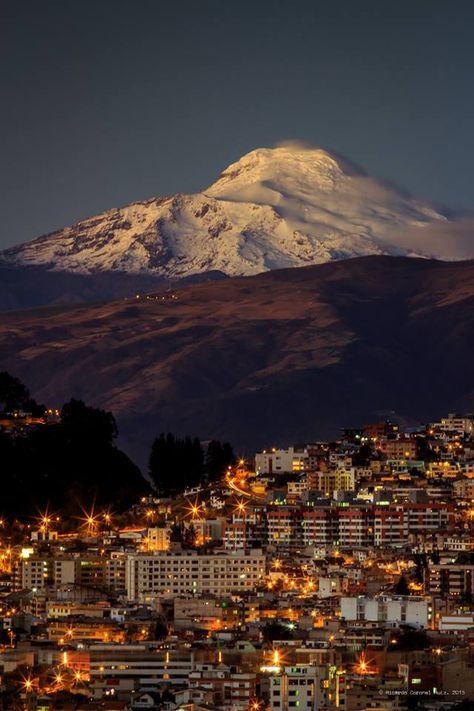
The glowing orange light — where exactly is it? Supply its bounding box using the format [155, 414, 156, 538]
[21, 674, 35, 692]
[79, 506, 100, 535]
[354, 651, 375, 675]
[185, 499, 203, 519]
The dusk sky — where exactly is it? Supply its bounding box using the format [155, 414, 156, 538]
[2, 0, 474, 250]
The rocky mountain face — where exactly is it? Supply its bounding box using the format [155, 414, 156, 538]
[0, 256, 472, 466]
[3, 145, 474, 285]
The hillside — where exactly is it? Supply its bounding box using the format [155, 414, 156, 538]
[0, 256, 473, 464]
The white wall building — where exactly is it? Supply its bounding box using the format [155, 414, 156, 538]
[431, 414, 474, 439]
[255, 447, 308, 475]
[340, 596, 429, 628]
[125, 549, 266, 601]
[439, 615, 474, 632]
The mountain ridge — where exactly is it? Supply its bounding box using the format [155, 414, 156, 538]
[0, 255, 473, 466]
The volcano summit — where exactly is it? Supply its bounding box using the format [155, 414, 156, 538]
[3, 144, 474, 280]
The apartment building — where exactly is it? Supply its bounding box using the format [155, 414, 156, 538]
[270, 664, 344, 711]
[146, 526, 170, 551]
[431, 414, 474, 439]
[266, 508, 301, 547]
[341, 596, 429, 628]
[301, 510, 338, 546]
[188, 665, 256, 709]
[426, 565, 474, 597]
[404, 503, 453, 532]
[337, 509, 373, 548]
[223, 522, 249, 550]
[255, 447, 308, 475]
[174, 597, 241, 630]
[14, 554, 131, 594]
[89, 645, 195, 699]
[378, 437, 418, 460]
[373, 507, 408, 547]
[125, 549, 266, 601]
[453, 479, 474, 499]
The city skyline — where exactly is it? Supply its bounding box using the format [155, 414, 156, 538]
[1, 2, 474, 706]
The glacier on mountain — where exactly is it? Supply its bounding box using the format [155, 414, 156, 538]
[2, 144, 473, 276]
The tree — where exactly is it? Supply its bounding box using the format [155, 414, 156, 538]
[153, 620, 168, 639]
[395, 574, 410, 596]
[148, 433, 237, 494]
[205, 440, 236, 482]
[413, 552, 427, 583]
[352, 444, 374, 466]
[0, 376, 149, 517]
[149, 433, 204, 494]
[61, 398, 118, 446]
[393, 629, 430, 650]
[262, 622, 294, 642]
[416, 436, 437, 463]
[184, 522, 197, 548]
[169, 522, 185, 543]
[0, 371, 44, 415]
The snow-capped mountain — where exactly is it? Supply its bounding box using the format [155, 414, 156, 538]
[2, 144, 474, 276]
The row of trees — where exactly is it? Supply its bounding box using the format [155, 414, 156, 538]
[148, 433, 236, 494]
[0, 372, 237, 517]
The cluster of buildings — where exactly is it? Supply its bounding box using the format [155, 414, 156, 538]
[1, 413, 474, 709]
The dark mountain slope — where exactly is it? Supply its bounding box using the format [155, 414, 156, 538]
[0, 256, 472, 464]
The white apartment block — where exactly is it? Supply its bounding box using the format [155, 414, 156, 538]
[427, 564, 474, 596]
[431, 414, 474, 438]
[15, 556, 75, 592]
[255, 447, 308, 475]
[89, 645, 194, 699]
[223, 522, 249, 550]
[192, 518, 225, 544]
[14, 554, 129, 594]
[125, 549, 266, 601]
[341, 596, 429, 628]
[188, 665, 256, 710]
[18, 557, 52, 591]
[329, 453, 353, 470]
[439, 615, 474, 632]
[318, 577, 343, 598]
[53, 559, 76, 587]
